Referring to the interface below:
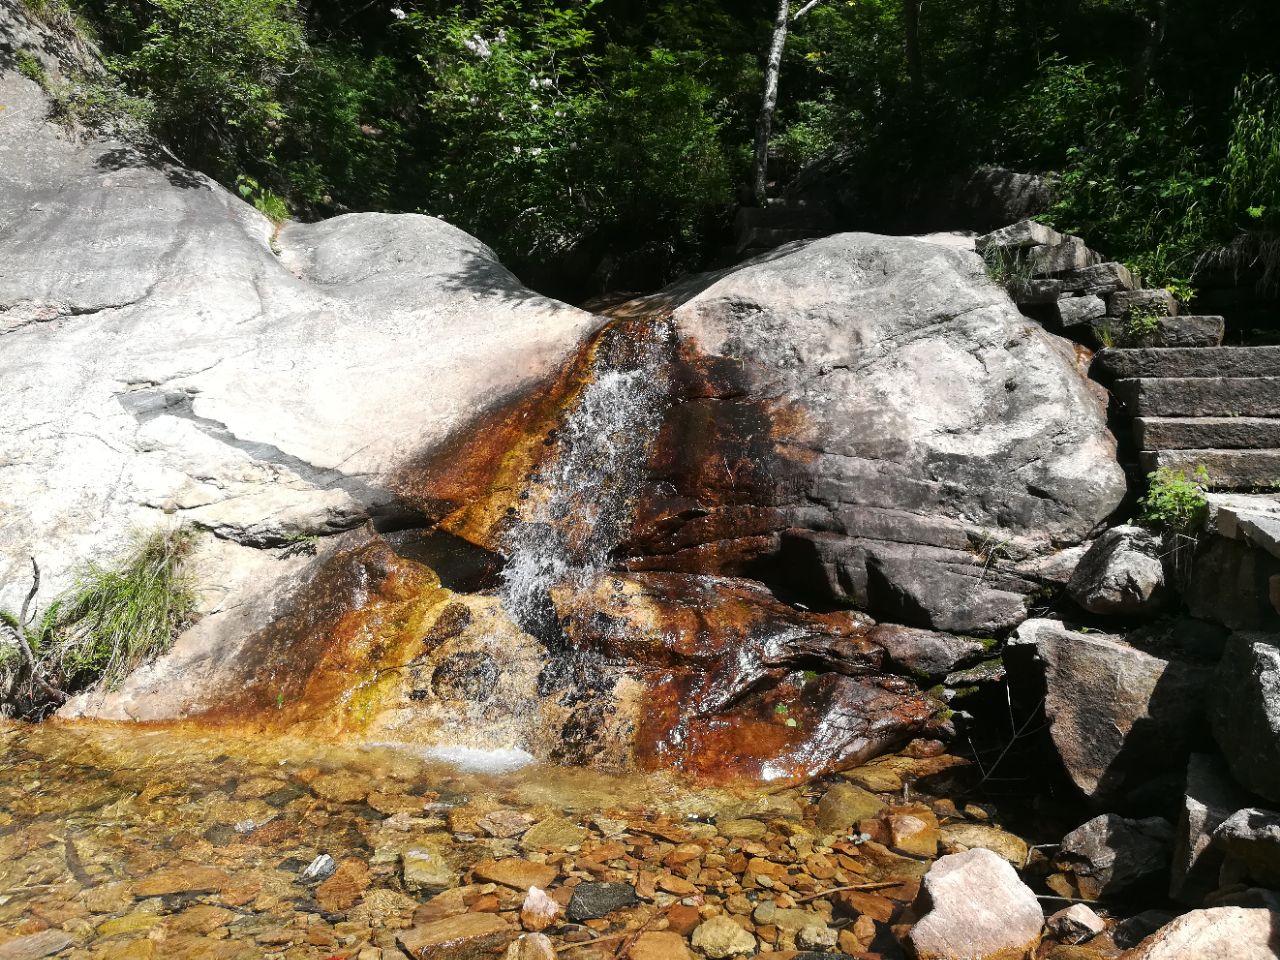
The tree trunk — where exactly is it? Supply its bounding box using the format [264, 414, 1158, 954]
[1129, 0, 1168, 105]
[752, 0, 791, 206]
[903, 0, 924, 93]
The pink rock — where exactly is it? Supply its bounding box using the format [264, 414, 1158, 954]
[520, 886, 562, 932]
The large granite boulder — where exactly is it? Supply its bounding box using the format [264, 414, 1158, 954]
[620, 233, 1126, 633]
[1210, 634, 1280, 803]
[1120, 907, 1280, 959]
[1015, 619, 1209, 804]
[0, 4, 597, 704]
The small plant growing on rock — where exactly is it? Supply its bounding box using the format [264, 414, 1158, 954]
[1139, 465, 1211, 533]
[982, 246, 1038, 297]
[15, 50, 47, 87]
[1123, 302, 1165, 344]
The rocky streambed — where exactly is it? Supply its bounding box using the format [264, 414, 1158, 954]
[0, 720, 1225, 960]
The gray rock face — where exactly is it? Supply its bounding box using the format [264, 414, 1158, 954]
[1046, 903, 1106, 942]
[1117, 377, 1280, 417]
[1171, 754, 1250, 906]
[1059, 262, 1138, 296]
[1108, 289, 1179, 319]
[1216, 808, 1280, 889]
[1119, 907, 1280, 959]
[1057, 294, 1108, 328]
[1018, 619, 1209, 803]
[1141, 449, 1280, 493]
[633, 232, 1126, 629]
[1210, 633, 1280, 803]
[868, 625, 985, 678]
[1120, 315, 1225, 348]
[1057, 814, 1174, 898]
[1184, 538, 1280, 631]
[909, 848, 1043, 960]
[1067, 525, 1167, 616]
[1136, 417, 1280, 452]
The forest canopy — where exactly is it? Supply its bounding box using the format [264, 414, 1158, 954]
[30, 0, 1280, 298]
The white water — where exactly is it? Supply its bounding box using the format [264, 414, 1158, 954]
[498, 319, 673, 634]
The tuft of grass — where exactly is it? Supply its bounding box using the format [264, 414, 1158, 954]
[982, 245, 1039, 297]
[53, 525, 199, 689]
[15, 50, 47, 87]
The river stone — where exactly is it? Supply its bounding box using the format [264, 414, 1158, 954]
[1066, 525, 1168, 616]
[1120, 907, 1280, 958]
[397, 913, 515, 960]
[504, 934, 556, 960]
[519, 817, 586, 851]
[909, 848, 1043, 960]
[402, 847, 457, 894]
[1018, 619, 1207, 803]
[623, 232, 1125, 630]
[1057, 814, 1174, 899]
[1047, 903, 1106, 943]
[519, 887, 561, 932]
[1216, 808, 1280, 889]
[565, 882, 638, 922]
[471, 859, 557, 891]
[816, 783, 888, 834]
[691, 916, 757, 959]
[0, 931, 76, 960]
[938, 823, 1029, 867]
[1209, 633, 1280, 802]
[717, 818, 768, 840]
[627, 931, 694, 960]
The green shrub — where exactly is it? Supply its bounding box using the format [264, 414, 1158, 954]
[48, 71, 155, 141]
[236, 174, 289, 224]
[1123, 302, 1165, 344]
[53, 525, 199, 689]
[16, 50, 48, 86]
[1139, 466, 1211, 533]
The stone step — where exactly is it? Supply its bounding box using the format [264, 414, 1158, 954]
[1100, 315, 1225, 348]
[1095, 347, 1280, 381]
[1114, 377, 1280, 417]
[1139, 449, 1280, 490]
[1135, 417, 1280, 451]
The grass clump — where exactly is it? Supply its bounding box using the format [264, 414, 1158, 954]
[15, 50, 48, 87]
[1139, 466, 1211, 534]
[1124, 303, 1166, 344]
[982, 246, 1039, 298]
[55, 525, 199, 689]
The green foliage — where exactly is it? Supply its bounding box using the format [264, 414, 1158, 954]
[1139, 466, 1211, 533]
[48, 71, 154, 141]
[1124, 302, 1165, 343]
[236, 174, 289, 224]
[101, 0, 304, 175]
[16, 50, 48, 86]
[982, 245, 1038, 296]
[54, 525, 199, 689]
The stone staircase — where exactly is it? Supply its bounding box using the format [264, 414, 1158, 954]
[978, 220, 1280, 491]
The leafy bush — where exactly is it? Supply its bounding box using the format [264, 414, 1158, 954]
[1139, 466, 1211, 533]
[15, 50, 47, 86]
[1123, 302, 1165, 343]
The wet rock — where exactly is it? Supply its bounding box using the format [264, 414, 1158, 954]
[565, 882, 638, 922]
[132, 865, 230, 897]
[1018, 619, 1207, 803]
[887, 805, 941, 857]
[478, 810, 535, 839]
[397, 913, 515, 960]
[504, 933, 556, 960]
[1209, 633, 1280, 803]
[472, 859, 558, 891]
[1216, 808, 1280, 889]
[1171, 754, 1249, 906]
[627, 232, 1125, 628]
[1057, 815, 1173, 899]
[691, 915, 757, 959]
[0, 931, 76, 960]
[520, 886, 561, 932]
[1067, 526, 1168, 616]
[402, 846, 458, 894]
[520, 816, 585, 851]
[910, 848, 1043, 960]
[868, 625, 985, 678]
[718, 818, 768, 839]
[315, 858, 371, 911]
[1047, 904, 1106, 943]
[816, 783, 887, 834]
[1119, 907, 1280, 958]
[938, 823, 1029, 867]
[628, 931, 694, 960]
[301, 853, 338, 882]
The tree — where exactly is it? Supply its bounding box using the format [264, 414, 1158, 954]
[752, 0, 825, 205]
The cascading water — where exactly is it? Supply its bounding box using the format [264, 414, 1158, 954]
[498, 317, 674, 640]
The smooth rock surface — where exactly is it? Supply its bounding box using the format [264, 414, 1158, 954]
[691, 915, 757, 958]
[816, 783, 889, 834]
[397, 913, 515, 960]
[1095, 346, 1280, 381]
[1119, 907, 1280, 959]
[1067, 525, 1167, 616]
[1217, 808, 1280, 889]
[1210, 633, 1280, 802]
[1135, 417, 1280, 451]
[909, 848, 1043, 960]
[1020, 619, 1208, 802]
[1047, 903, 1106, 943]
[868, 625, 985, 677]
[1117, 378, 1280, 418]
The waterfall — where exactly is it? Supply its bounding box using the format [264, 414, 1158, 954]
[498, 317, 673, 640]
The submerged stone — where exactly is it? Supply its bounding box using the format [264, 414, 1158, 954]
[565, 882, 638, 921]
